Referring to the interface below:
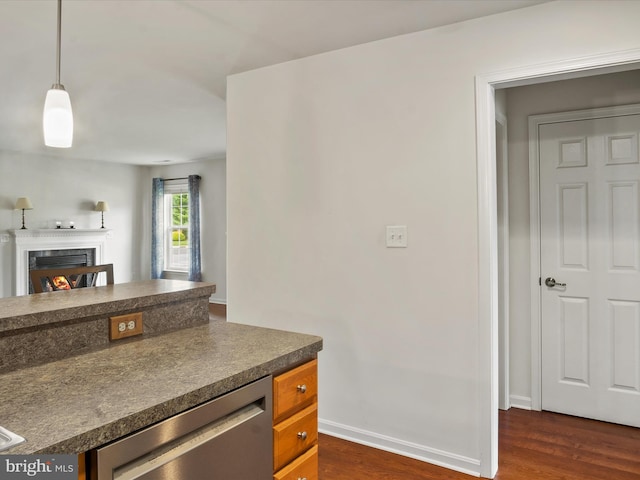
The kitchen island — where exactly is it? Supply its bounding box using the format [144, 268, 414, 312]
[0, 279, 216, 373]
[0, 280, 322, 460]
[0, 319, 322, 455]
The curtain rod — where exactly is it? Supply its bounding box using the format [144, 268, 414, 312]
[163, 175, 201, 181]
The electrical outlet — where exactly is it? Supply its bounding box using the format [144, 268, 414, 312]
[109, 312, 143, 341]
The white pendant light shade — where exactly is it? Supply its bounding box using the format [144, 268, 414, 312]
[43, 87, 73, 148]
[43, 0, 73, 149]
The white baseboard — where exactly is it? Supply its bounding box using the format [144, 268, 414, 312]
[509, 395, 532, 410]
[319, 418, 481, 477]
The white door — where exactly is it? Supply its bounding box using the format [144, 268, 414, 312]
[540, 114, 640, 427]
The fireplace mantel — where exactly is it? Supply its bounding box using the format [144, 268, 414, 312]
[11, 228, 112, 239]
[11, 229, 112, 296]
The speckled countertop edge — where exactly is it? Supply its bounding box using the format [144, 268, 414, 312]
[0, 280, 216, 333]
[0, 320, 322, 455]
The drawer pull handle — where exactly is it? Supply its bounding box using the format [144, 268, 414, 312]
[297, 384, 307, 393]
[297, 431, 308, 441]
[297, 478, 307, 480]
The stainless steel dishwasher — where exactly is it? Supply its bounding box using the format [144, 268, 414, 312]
[92, 376, 272, 479]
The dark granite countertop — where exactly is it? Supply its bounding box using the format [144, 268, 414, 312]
[0, 280, 216, 333]
[0, 319, 322, 455]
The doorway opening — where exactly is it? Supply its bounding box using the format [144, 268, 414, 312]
[498, 70, 640, 413]
[476, 49, 640, 478]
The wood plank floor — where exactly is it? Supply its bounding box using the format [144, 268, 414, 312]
[208, 302, 227, 320]
[318, 408, 640, 479]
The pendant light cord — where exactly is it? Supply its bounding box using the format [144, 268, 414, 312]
[55, 0, 62, 87]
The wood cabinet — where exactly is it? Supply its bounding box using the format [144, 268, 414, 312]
[273, 359, 318, 479]
[273, 445, 318, 480]
[78, 453, 86, 480]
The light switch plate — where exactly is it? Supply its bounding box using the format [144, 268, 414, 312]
[0, 234, 9, 244]
[386, 225, 407, 248]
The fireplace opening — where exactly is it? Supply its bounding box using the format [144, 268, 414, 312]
[28, 248, 96, 293]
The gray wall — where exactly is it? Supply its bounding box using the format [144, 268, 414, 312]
[0, 152, 226, 301]
[145, 159, 227, 302]
[0, 152, 144, 295]
[505, 69, 640, 406]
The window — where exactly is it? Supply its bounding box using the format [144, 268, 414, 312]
[152, 175, 201, 281]
[163, 181, 190, 273]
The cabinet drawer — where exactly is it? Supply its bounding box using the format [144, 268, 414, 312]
[274, 444, 318, 480]
[78, 453, 86, 480]
[273, 403, 318, 471]
[273, 359, 317, 422]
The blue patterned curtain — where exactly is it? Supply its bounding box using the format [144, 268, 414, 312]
[188, 175, 202, 282]
[151, 178, 164, 279]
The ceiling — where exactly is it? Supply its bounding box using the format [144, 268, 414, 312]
[0, 0, 549, 165]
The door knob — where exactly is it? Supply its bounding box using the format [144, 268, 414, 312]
[545, 277, 566, 287]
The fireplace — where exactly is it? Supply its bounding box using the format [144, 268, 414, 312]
[11, 229, 111, 296]
[28, 248, 96, 293]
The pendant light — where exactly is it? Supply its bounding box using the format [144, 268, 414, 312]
[43, 0, 73, 148]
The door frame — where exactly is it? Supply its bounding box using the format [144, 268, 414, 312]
[528, 102, 640, 411]
[475, 49, 640, 479]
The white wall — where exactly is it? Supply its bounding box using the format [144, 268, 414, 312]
[226, 1, 640, 476]
[144, 159, 227, 303]
[505, 69, 640, 407]
[0, 151, 144, 296]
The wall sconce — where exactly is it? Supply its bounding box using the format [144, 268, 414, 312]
[15, 197, 34, 229]
[96, 201, 109, 229]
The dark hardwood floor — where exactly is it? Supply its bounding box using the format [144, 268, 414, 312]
[207, 305, 640, 479]
[208, 302, 226, 320]
[318, 409, 640, 479]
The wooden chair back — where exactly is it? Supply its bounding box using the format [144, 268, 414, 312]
[30, 264, 114, 293]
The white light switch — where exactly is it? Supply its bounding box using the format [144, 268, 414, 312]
[0, 234, 9, 244]
[386, 225, 407, 248]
